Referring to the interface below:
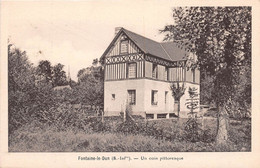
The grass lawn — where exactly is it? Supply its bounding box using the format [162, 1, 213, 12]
[9, 117, 251, 152]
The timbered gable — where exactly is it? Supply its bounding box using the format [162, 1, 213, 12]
[102, 28, 199, 84]
[105, 33, 142, 57]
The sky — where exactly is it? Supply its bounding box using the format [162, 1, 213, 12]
[6, 1, 174, 81]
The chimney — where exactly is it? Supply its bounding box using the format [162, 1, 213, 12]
[115, 27, 123, 36]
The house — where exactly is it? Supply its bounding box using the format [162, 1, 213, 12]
[101, 27, 200, 118]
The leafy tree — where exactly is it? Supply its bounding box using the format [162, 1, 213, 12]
[200, 71, 215, 105]
[161, 7, 251, 145]
[92, 58, 98, 66]
[37, 60, 52, 83]
[52, 63, 68, 86]
[76, 63, 104, 107]
[36, 60, 68, 87]
[8, 44, 36, 133]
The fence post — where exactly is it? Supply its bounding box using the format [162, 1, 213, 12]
[123, 109, 126, 122]
[101, 110, 104, 123]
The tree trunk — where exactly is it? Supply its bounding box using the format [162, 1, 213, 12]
[178, 101, 180, 117]
[216, 105, 229, 145]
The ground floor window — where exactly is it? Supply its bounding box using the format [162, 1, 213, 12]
[127, 90, 136, 105]
[151, 90, 158, 105]
[165, 91, 168, 104]
[111, 94, 115, 100]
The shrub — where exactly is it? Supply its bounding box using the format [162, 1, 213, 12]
[88, 118, 111, 132]
[183, 118, 201, 142]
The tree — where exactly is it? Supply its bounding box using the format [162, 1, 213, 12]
[36, 60, 68, 87]
[184, 87, 201, 142]
[37, 60, 52, 83]
[200, 71, 215, 105]
[170, 82, 186, 117]
[161, 7, 251, 145]
[186, 87, 200, 118]
[8, 44, 36, 133]
[52, 63, 68, 86]
[76, 63, 104, 106]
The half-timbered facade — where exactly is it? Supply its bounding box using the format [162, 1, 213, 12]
[101, 27, 200, 118]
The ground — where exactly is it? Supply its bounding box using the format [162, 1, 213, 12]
[9, 116, 251, 152]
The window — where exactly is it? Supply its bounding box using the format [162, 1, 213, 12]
[151, 90, 158, 105]
[112, 94, 115, 100]
[157, 114, 167, 119]
[165, 91, 168, 104]
[165, 67, 169, 81]
[120, 40, 128, 54]
[152, 64, 158, 79]
[128, 63, 137, 78]
[128, 90, 136, 105]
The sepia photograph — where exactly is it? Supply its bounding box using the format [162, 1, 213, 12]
[1, 0, 260, 167]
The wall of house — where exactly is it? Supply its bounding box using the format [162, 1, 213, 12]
[142, 79, 175, 114]
[185, 68, 200, 84]
[105, 61, 144, 80]
[186, 68, 193, 82]
[145, 61, 152, 78]
[104, 79, 200, 118]
[104, 79, 146, 116]
[168, 67, 185, 82]
[145, 61, 169, 81]
[104, 79, 176, 116]
[195, 69, 200, 84]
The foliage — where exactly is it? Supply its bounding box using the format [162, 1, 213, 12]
[52, 63, 68, 86]
[161, 7, 251, 144]
[76, 62, 104, 106]
[8, 44, 36, 133]
[74, 73, 104, 106]
[36, 60, 68, 87]
[87, 117, 111, 132]
[200, 71, 215, 105]
[186, 87, 200, 117]
[36, 60, 53, 83]
[184, 118, 201, 142]
[161, 6, 251, 115]
[184, 87, 202, 142]
[9, 118, 250, 152]
[8, 44, 101, 134]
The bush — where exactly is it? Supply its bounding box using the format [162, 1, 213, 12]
[184, 118, 201, 142]
[87, 117, 111, 132]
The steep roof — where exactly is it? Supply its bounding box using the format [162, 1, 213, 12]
[102, 28, 189, 62]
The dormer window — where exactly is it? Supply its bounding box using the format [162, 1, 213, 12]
[120, 40, 128, 54]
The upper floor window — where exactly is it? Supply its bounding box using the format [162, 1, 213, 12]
[128, 63, 137, 78]
[120, 40, 128, 54]
[152, 63, 158, 79]
[165, 67, 169, 81]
